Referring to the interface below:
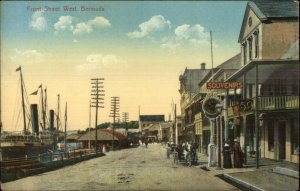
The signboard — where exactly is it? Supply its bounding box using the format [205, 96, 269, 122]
[206, 82, 243, 89]
[202, 97, 222, 119]
[231, 99, 253, 116]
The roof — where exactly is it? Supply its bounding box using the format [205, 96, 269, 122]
[78, 129, 127, 141]
[179, 68, 211, 94]
[250, 1, 299, 19]
[238, 1, 299, 42]
[281, 39, 299, 59]
[66, 133, 81, 140]
[149, 124, 159, 131]
[139, 115, 165, 122]
[217, 53, 241, 70]
[102, 128, 128, 141]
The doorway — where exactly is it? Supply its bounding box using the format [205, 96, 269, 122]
[278, 121, 286, 160]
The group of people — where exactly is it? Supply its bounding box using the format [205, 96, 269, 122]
[174, 142, 199, 165]
[166, 138, 245, 168]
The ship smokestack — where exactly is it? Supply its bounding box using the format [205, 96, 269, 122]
[49, 110, 54, 131]
[30, 104, 39, 136]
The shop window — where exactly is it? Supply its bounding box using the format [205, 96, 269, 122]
[268, 121, 274, 152]
[291, 119, 299, 154]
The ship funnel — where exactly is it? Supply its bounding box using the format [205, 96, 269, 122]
[49, 110, 54, 131]
[30, 104, 39, 136]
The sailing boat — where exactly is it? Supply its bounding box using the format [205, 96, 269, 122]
[0, 66, 55, 160]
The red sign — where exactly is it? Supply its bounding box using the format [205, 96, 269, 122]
[207, 82, 243, 89]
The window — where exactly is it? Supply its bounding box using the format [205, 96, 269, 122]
[243, 43, 247, 65]
[291, 119, 299, 154]
[247, 84, 253, 98]
[268, 121, 274, 152]
[248, 37, 253, 60]
[254, 30, 259, 58]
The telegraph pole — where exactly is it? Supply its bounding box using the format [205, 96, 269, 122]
[110, 97, 120, 150]
[91, 78, 105, 153]
[122, 112, 129, 122]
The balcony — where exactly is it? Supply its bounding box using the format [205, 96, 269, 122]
[256, 95, 299, 111]
[227, 95, 299, 116]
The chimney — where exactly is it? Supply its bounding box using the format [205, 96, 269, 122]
[201, 63, 206, 70]
[49, 110, 54, 131]
[30, 104, 39, 136]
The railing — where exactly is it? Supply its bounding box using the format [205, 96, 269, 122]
[256, 95, 299, 110]
[227, 95, 299, 116]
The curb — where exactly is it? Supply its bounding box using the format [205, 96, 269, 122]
[272, 167, 299, 178]
[223, 174, 265, 191]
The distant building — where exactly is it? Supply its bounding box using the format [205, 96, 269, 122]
[179, 64, 210, 130]
[139, 115, 164, 132]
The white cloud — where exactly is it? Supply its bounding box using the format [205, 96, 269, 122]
[30, 12, 47, 31]
[161, 24, 212, 51]
[76, 54, 127, 72]
[73, 17, 111, 35]
[54, 16, 74, 33]
[11, 49, 46, 64]
[53, 16, 111, 36]
[127, 15, 171, 38]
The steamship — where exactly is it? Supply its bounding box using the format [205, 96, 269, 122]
[0, 66, 59, 160]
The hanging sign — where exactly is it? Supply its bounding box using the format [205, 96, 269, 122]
[202, 97, 222, 119]
[207, 82, 243, 89]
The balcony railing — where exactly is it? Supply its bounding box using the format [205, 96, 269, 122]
[227, 95, 299, 116]
[256, 95, 299, 110]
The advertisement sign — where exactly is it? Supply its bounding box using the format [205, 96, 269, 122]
[207, 82, 243, 89]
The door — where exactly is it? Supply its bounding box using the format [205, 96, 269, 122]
[278, 121, 286, 160]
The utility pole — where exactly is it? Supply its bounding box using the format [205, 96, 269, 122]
[109, 97, 120, 150]
[91, 78, 105, 153]
[122, 112, 129, 122]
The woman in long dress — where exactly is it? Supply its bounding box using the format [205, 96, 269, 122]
[233, 138, 243, 168]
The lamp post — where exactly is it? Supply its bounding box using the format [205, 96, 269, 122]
[202, 97, 222, 167]
[215, 103, 223, 168]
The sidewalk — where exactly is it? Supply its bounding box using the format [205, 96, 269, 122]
[195, 152, 299, 191]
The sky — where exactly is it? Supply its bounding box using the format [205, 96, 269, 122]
[1, 1, 247, 131]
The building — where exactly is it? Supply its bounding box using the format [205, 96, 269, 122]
[139, 115, 165, 141]
[195, 53, 241, 155]
[225, 1, 299, 164]
[178, 64, 210, 145]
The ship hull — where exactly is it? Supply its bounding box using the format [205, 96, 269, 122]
[1, 144, 54, 161]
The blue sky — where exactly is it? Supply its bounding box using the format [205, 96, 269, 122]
[1, 1, 247, 131]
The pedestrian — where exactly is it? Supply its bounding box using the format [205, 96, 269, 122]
[145, 140, 148, 148]
[232, 137, 243, 168]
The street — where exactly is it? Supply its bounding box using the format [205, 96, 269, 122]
[1, 144, 239, 191]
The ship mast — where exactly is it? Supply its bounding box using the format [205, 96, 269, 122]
[16, 66, 27, 134]
[39, 85, 46, 130]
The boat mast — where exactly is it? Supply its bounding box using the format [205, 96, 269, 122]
[17, 66, 27, 134]
[57, 94, 60, 131]
[89, 100, 91, 149]
[39, 85, 46, 130]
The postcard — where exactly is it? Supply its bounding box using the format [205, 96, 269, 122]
[1, 1, 299, 191]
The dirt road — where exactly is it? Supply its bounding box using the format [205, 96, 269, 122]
[1, 143, 239, 191]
